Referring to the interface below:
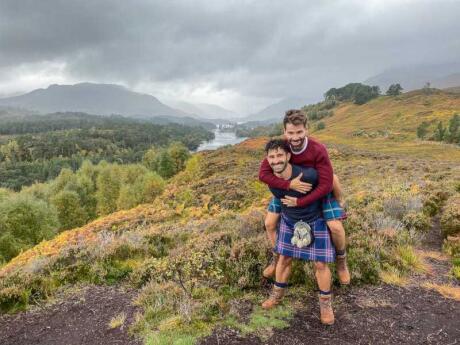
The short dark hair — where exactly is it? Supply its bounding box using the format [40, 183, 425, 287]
[265, 139, 290, 154]
[283, 109, 307, 128]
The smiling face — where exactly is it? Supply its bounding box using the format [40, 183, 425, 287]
[284, 123, 307, 151]
[266, 147, 291, 174]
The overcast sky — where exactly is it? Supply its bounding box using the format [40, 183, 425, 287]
[1, 0, 459, 113]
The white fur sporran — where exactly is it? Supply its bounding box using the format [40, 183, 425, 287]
[291, 220, 313, 248]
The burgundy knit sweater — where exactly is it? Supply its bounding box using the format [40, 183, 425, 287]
[258, 137, 333, 207]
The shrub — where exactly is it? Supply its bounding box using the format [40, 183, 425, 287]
[51, 190, 88, 230]
[315, 122, 326, 131]
[0, 195, 59, 262]
[440, 196, 460, 237]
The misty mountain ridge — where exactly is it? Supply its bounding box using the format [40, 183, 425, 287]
[0, 82, 190, 119]
[241, 97, 314, 123]
[166, 100, 238, 119]
[365, 62, 460, 91]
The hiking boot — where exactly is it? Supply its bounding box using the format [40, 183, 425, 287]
[336, 253, 350, 285]
[261, 285, 285, 310]
[318, 294, 335, 325]
[262, 252, 279, 279]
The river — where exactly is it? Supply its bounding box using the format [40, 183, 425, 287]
[196, 129, 247, 151]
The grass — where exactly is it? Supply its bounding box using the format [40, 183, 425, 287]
[422, 282, 460, 301]
[397, 245, 427, 273]
[108, 312, 126, 329]
[313, 90, 460, 161]
[224, 305, 293, 341]
[145, 331, 197, 345]
[379, 268, 409, 287]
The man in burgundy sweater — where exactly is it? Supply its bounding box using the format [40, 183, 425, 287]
[259, 109, 350, 285]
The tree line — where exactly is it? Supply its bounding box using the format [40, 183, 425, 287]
[0, 113, 213, 190]
[0, 141, 192, 263]
[417, 114, 460, 144]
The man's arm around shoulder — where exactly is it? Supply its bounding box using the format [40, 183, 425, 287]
[296, 142, 333, 207]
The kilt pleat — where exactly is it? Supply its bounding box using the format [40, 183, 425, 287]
[275, 214, 335, 263]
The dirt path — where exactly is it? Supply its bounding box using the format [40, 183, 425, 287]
[0, 285, 141, 345]
[201, 219, 460, 345]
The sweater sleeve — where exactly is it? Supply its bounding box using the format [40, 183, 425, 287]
[258, 158, 290, 190]
[296, 145, 333, 207]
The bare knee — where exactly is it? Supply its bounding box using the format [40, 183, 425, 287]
[314, 261, 328, 272]
[327, 220, 345, 235]
[265, 213, 279, 232]
[278, 255, 292, 268]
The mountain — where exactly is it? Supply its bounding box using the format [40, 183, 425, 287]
[167, 100, 238, 119]
[0, 83, 188, 118]
[364, 62, 460, 92]
[241, 97, 313, 123]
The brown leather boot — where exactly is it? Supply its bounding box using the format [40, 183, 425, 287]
[261, 285, 285, 309]
[262, 252, 279, 279]
[336, 253, 350, 285]
[318, 293, 335, 325]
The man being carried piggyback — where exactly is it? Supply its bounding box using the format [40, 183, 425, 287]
[258, 110, 350, 311]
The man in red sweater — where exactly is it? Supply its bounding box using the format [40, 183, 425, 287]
[259, 109, 350, 284]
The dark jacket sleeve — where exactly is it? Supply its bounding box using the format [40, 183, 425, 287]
[296, 145, 333, 207]
[258, 158, 290, 190]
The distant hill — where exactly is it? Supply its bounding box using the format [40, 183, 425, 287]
[444, 86, 460, 94]
[166, 100, 238, 119]
[0, 83, 189, 119]
[241, 97, 313, 123]
[364, 62, 460, 92]
[0, 105, 38, 121]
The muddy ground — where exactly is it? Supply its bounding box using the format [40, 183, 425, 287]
[0, 285, 141, 345]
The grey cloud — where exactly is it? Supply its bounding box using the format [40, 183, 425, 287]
[1, 0, 460, 102]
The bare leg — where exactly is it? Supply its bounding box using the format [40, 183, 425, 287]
[314, 261, 332, 291]
[327, 220, 346, 252]
[265, 212, 279, 248]
[263, 212, 280, 279]
[332, 174, 343, 206]
[275, 255, 292, 284]
[262, 255, 292, 309]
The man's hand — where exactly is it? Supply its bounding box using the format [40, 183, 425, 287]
[289, 173, 312, 194]
[281, 196, 298, 207]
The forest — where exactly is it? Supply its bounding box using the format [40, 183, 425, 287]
[0, 112, 214, 190]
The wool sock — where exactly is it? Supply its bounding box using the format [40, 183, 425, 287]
[274, 281, 288, 288]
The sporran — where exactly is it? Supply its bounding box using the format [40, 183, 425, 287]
[291, 220, 313, 248]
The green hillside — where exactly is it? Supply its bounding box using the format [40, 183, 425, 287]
[1, 134, 458, 343]
[313, 89, 460, 161]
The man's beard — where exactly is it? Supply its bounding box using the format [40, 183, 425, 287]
[271, 161, 288, 174]
[289, 137, 306, 152]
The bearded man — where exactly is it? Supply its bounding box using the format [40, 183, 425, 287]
[259, 109, 350, 285]
[261, 138, 336, 324]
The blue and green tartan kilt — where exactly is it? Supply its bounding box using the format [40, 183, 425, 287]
[275, 215, 335, 263]
[267, 192, 347, 221]
[322, 193, 347, 221]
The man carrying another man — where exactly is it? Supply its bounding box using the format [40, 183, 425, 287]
[258, 109, 350, 324]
